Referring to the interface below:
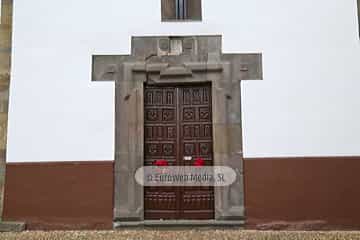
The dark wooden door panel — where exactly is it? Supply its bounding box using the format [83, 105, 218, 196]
[144, 86, 180, 219]
[179, 86, 214, 219]
[144, 84, 214, 220]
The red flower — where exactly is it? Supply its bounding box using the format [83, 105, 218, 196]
[154, 159, 168, 166]
[194, 158, 205, 167]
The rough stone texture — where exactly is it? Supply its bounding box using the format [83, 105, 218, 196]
[0, 222, 25, 232]
[0, 0, 12, 221]
[93, 35, 263, 226]
[114, 220, 245, 228]
[254, 220, 329, 231]
[1, 0, 13, 26]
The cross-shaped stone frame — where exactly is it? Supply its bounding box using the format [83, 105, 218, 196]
[92, 35, 263, 226]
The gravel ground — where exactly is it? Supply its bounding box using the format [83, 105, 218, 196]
[1, 230, 360, 240]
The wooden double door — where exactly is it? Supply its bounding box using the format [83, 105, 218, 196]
[144, 83, 215, 220]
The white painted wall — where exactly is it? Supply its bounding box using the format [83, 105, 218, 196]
[7, 0, 360, 162]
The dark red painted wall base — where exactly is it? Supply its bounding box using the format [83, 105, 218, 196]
[2, 162, 114, 230]
[244, 157, 360, 230]
[3, 157, 360, 230]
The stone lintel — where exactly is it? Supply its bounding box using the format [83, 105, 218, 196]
[160, 66, 192, 77]
[92, 36, 263, 82]
[183, 62, 223, 72]
[92, 54, 262, 82]
[145, 63, 169, 73]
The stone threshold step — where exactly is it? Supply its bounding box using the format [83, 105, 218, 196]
[114, 220, 245, 229]
[0, 222, 26, 232]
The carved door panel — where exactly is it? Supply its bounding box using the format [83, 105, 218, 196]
[144, 84, 214, 220]
[144, 86, 180, 219]
[179, 86, 214, 219]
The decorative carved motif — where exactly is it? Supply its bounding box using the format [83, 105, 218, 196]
[203, 88, 210, 104]
[200, 143, 211, 155]
[183, 125, 192, 138]
[183, 89, 191, 105]
[184, 143, 195, 155]
[145, 126, 177, 139]
[167, 126, 176, 138]
[145, 92, 153, 105]
[183, 108, 195, 121]
[163, 144, 174, 155]
[146, 144, 158, 156]
[183, 124, 212, 138]
[165, 91, 174, 105]
[204, 125, 212, 138]
[155, 91, 163, 104]
[146, 109, 158, 121]
[163, 109, 175, 121]
[199, 107, 210, 121]
[145, 192, 177, 210]
[183, 192, 214, 210]
[192, 88, 201, 104]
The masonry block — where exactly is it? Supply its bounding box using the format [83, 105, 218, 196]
[0, 222, 25, 232]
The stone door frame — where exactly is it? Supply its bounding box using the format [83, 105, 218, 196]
[91, 35, 263, 226]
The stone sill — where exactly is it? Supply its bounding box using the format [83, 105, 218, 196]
[114, 220, 245, 229]
[0, 222, 26, 232]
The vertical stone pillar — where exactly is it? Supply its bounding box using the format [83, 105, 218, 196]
[114, 63, 145, 222]
[0, 0, 25, 231]
[0, 0, 13, 220]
